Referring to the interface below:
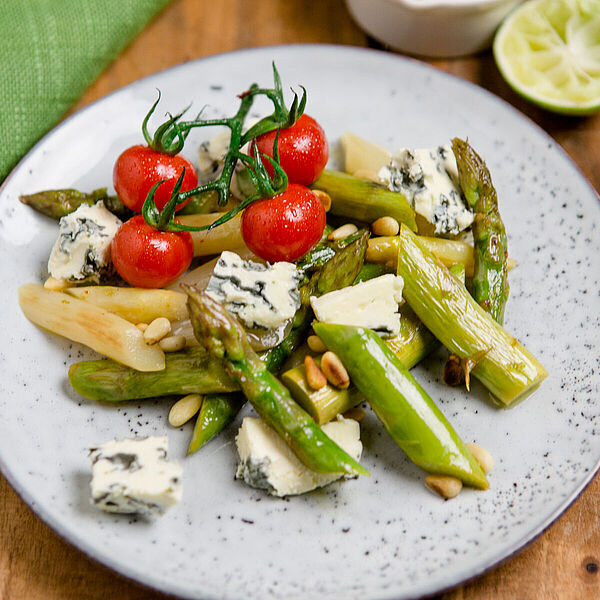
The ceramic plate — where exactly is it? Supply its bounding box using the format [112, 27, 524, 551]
[1, 45, 599, 600]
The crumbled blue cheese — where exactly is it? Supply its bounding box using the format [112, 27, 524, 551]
[235, 416, 362, 497]
[48, 201, 122, 283]
[89, 436, 182, 517]
[378, 145, 473, 235]
[310, 274, 404, 337]
[205, 251, 302, 331]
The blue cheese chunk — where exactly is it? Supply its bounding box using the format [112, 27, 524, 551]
[235, 416, 362, 497]
[206, 251, 302, 330]
[48, 201, 122, 282]
[310, 274, 404, 337]
[89, 436, 182, 517]
[378, 145, 473, 235]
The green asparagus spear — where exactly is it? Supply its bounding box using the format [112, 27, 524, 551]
[188, 392, 246, 453]
[452, 138, 509, 324]
[352, 262, 394, 284]
[313, 323, 488, 489]
[19, 188, 133, 220]
[282, 305, 438, 425]
[396, 225, 547, 406]
[311, 169, 417, 231]
[68, 347, 238, 402]
[186, 285, 368, 477]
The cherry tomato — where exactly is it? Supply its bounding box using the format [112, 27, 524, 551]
[252, 114, 329, 186]
[113, 145, 198, 213]
[241, 184, 326, 262]
[111, 215, 193, 288]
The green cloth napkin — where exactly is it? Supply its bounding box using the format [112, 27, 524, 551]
[0, 0, 172, 182]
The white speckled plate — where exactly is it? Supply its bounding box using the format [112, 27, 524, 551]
[1, 45, 599, 600]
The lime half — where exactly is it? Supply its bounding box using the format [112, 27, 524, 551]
[494, 0, 600, 116]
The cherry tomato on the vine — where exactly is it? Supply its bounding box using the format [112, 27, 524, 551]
[252, 114, 329, 186]
[241, 184, 326, 263]
[113, 145, 198, 213]
[111, 215, 193, 288]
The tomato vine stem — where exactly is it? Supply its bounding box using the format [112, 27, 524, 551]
[141, 63, 303, 233]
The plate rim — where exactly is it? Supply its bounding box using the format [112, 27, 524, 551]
[1, 43, 599, 600]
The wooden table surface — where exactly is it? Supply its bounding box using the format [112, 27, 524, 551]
[2, 1, 599, 599]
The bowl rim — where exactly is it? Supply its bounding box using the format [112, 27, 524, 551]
[349, 0, 520, 12]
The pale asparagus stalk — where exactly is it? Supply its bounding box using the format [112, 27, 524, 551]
[65, 286, 188, 323]
[367, 235, 516, 276]
[19, 284, 165, 371]
[178, 213, 247, 257]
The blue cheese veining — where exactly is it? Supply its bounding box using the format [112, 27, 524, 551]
[235, 416, 363, 497]
[378, 145, 473, 235]
[310, 274, 405, 337]
[48, 201, 122, 282]
[89, 436, 182, 517]
[205, 251, 302, 330]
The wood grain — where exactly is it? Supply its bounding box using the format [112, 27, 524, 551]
[3, 0, 599, 599]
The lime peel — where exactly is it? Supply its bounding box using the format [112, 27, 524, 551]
[494, 0, 600, 116]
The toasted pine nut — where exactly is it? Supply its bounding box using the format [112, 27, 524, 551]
[304, 355, 327, 390]
[466, 443, 494, 474]
[425, 475, 463, 499]
[143, 317, 171, 345]
[312, 189, 332, 212]
[159, 334, 187, 352]
[343, 407, 366, 422]
[44, 277, 69, 291]
[328, 223, 358, 242]
[307, 334, 327, 353]
[321, 351, 350, 389]
[169, 394, 203, 427]
[136, 323, 148, 333]
[371, 216, 400, 237]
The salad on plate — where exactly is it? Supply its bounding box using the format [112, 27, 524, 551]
[17, 64, 547, 515]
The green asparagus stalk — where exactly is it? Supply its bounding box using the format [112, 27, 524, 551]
[313, 323, 488, 489]
[68, 347, 238, 402]
[281, 359, 364, 425]
[188, 392, 246, 453]
[312, 169, 417, 231]
[186, 285, 368, 476]
[282, 304, 438, 425]
[396, 225, 547, 406]
[352, 262, 394, 284]
[19, 188, 133, 220]
[452, 138, 509, 324]
[448, 262, 466, 284]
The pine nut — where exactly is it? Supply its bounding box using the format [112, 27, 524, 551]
[136, 323, 148, 333]
[159, 335, 187, 352]
[343, 407, 366, 422]
[466, 443, 494, 474]
[143, 317, 171, 344]
[304, 355, 327, 390]
[312, 189, 332, 212]
[328, 223, 358, 242]
[307, 335, 327, 353]
[169, 394, 203, 427]
[44, 277, 69, 291]
[425, 475, 463, 499]
[321, 351, 350, 389]
[371, 216, 400, 237]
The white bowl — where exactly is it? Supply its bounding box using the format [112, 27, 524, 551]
[346, 0, 521, 58]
